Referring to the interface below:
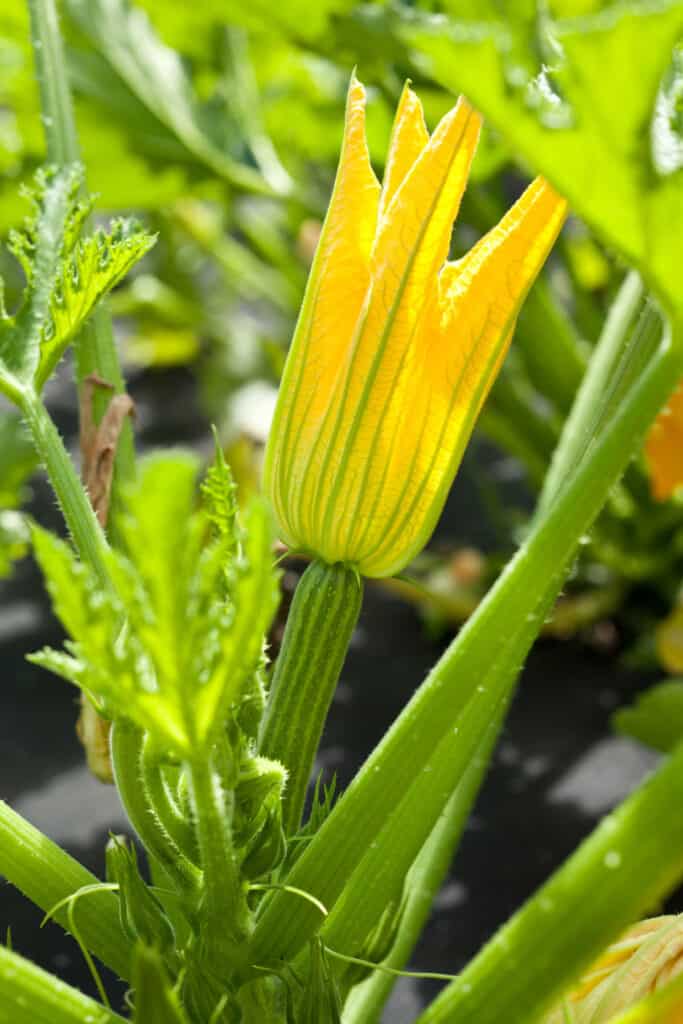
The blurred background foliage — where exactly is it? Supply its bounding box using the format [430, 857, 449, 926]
[1, 0, 683, 676]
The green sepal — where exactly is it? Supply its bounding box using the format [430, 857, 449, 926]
[234, 755, 288, 878]
[105, 836, 175, 952]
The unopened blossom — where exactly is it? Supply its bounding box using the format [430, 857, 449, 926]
[264, 76, 567, 578]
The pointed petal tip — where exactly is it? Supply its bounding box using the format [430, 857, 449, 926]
[430, 94, 483, 155]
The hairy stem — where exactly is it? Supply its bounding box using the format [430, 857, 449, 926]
[19, 389, 110, 585]
[28, 0, 135, 486]
[111, 718, 200, 893]
[259, 560, 363, 835]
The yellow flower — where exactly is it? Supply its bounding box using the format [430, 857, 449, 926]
[264, 76, 567, 578]
[542, 916, 683, 1024]
[645, 379, 683, 501]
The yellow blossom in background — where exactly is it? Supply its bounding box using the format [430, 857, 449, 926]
[542, 916, 683, 1024]
[264, 76, 567, 578]
[645, 380, 683, 501]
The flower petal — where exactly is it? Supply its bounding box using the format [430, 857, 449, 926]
[379, 83, 429, 222]
[306, 99, 482, 562]
[356, 177, 567, 576]
[645, 379, 683, 500]
[263, 75, 380, 542]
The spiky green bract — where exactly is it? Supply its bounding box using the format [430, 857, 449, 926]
[29, 450, 279, 756]
[0, 165, 154, 403]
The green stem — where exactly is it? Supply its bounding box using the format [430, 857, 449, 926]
[341, 715, 504, 1023]
[249, 332, 683, 968]
[19, 389, 110, 585]
[28, 0, 135, 486]
[538, 271, 646, 517]
[27, 0, 80, 165]
[0, 945, 126, 1024]
[187, 747, 251, 953]
[417, 738, 683, 1024]
[0, 801, 131, 979]
[324, 694, 508, 976]
[110, 719, 200, 893]
[259, 560, 363, 836]
[515, 276, 588, 416]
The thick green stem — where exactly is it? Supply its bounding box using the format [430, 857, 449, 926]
[538, 271, 646, 516]
[187, 747, 251, 953]
[28, 0, 135, 485]
[324, 692, 509, 986]
[0, 945, 126, 1024]
[417, 738, 683, 1024]
[341, 714, 504, 1023]
[19, 389, 110, 585]
[259, 560, 363, 835]
[0, 801, 131, 979]
[111, 719, 200, 893]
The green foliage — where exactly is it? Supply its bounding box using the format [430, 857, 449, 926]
[0, 165, 154, 401]
[0, 411, 36, 576]
[399, 0, 683, 313]
[30, 451, 279, 755]
[613, 679, 683, 752]
[65, 0, 283, 195]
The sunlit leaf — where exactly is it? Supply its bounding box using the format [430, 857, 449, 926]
[400, 1, 683, 312]
[0, 165, 154, 400]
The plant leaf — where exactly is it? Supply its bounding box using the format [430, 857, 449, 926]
[31, 453, 279, 755]
[0, 165, 154, 400]
[64, 0, 282, 195]
[613, 679, 683, 753]
[37, 217, 155, 390]
[399, 1, 683, 313]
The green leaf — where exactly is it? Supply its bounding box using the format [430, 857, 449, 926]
[36, 215, 156, 390]
[31, 453, 279, 755]
[0, 165, 154, 400]
[400, 1, 683, 313]
[0, 944, 126, 1024]
[613, 679, 683, 752]
[131, 944, 189, 1024]
[64, 0, 282, 195]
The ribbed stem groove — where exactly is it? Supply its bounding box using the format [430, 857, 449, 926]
[259, 560, 363, 835]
